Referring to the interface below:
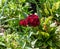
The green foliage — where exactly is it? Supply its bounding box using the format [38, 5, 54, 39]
[0, 0, 60, 49]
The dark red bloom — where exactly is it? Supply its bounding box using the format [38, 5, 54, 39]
[27, 14, 40, 27]
[19, 19, 28, 26]
[19, 14, 40, 27]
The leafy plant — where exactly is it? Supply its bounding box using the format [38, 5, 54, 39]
[0, 0, 60, 49]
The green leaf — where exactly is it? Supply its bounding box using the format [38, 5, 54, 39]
[55, 41, 60, 47]
[21, 12, 28, 18]
[47, 40, 52, 46]
[0, 42, 6, 47]
[37, 5, 42, 18]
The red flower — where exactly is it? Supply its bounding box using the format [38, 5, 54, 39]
[19, 14, 40, 27]
[19, 19, 28, 26]
[27, 14, 40, 27]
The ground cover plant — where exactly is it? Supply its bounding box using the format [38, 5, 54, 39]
[0, 0, 60, 49]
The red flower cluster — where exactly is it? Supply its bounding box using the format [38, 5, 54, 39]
[19, 14, 40, 27]
[19, 19, 28, 26]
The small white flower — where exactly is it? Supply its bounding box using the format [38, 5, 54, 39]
[25, 2, 30, 6]
[56, 14, 59, 17]
[35, 13, 37, 15]
[0, 33, 4, 36]
[55, 26, 60, 34]
[50, 22, 57, 27]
